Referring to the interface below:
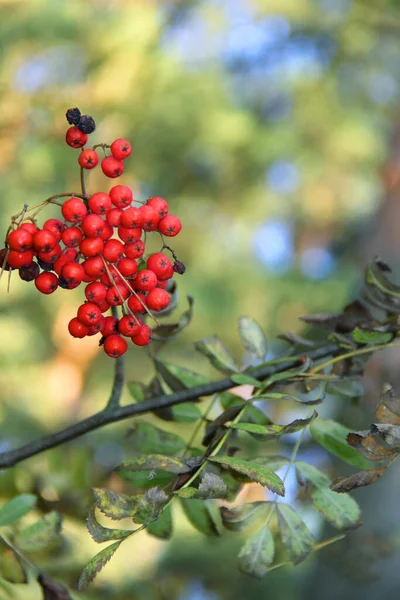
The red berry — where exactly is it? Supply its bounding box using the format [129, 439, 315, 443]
[135, 269, 157, 292]
[81, 214, 106, 238]
[77, 302, 102, 326]
[131, 324, 153, 346]
[78, 149, 99, 169]
[117, 257, 138, 278]
[139, 205, 159, 232]
[109, 185, 132, 209]
[124, 240, 145, 259]
[106, 208, 123, 227]
[110, 138, 132, 160]
[89, 192, 112, 215]
[101, 156, 124, 178]
[62, 261, 85, 285]
[120, 207, 141, 229]
[61, 226, 83, 248]
[35, 271, 59, 294]
[79, 237, 104, 257]
[146, 253, 173, 280]
[7, 229, 33, 252]
[66, 126, 88, 148]
[103, 239, 124, 263]
[102, 316, 119, 337]
[62, 198, 88, 223]
[127, 292, 147, 314]
[85, 281, 107, 304]
[83, 256, 106, 277]
[158, 214, 182, 237]
[7, 250, 35, 269]
[147, 196, 168, 219]
[117, 226, 142, 243]
[43, 218, 66, 241]
[146, 288, 170, 312]
[118, 314, 141, 337]
[38, 244, 62, 264]
[33, 229, 57, 252]
[68, 317, 89, 338]
[104, 334, 128, 358]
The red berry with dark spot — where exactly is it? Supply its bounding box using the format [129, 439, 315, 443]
[110, 138, 132, 160]
[146, 288, 170, 312]
[35, 271, 59, 294]
[104, 334, 128, 357]
[62, 198, 88, 223]
[77, 302, 102, 326]
[89, 192, 112, 215]
[66, 126, 87, 148]
[78, 149, 99, 170]
[101, 156, 124, 178]
[68, 317, 89, 338]
[158, 214, 182, 237]
[109, 185, 132, 209]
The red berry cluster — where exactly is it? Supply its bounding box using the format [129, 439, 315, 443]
[1, 109, 184, 358]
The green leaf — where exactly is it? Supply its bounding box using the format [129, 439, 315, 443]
[155, 361, 209, 388]
[310, 418, 377, 469]
[127, 382, 146, 402]
[221, 502, 271, 533]
[133, 487, 169, 524]
[147, 504, 173, 539]
[231, 374, 262, 387]
[129, 423, 186, 455]
[78, 540, 123, 590]
[238, 525, 275, 578]
[0, 495, 37, 527]
[352, 328, 393, 345]
[14, 511, 62, 553]
[311, 488, 361, 530]
[207, 456, 284, 496]
[92, 489, 140, 521]
[86, 506, 132, 543]
[170, 402, 202, 423]
[194, 335, 239, 374]
[115, 454, 191, 475]
[0, 549, 27, 584]
[276, 504, 315, 565]
[238, 316, 268, 360]
[180, 499, 221, 536]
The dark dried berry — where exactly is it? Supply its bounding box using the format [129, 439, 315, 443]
[0, 248, 11, 271]
[78, 115, 96, 134]
[19, 262, 40, 282]
[66, 107, 81, 126]
[173, 260, 186, 275]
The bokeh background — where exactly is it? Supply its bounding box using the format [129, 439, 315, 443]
[1, 0, 400, 598]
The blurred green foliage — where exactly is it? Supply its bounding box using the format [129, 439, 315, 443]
[1, 0, 400, 598]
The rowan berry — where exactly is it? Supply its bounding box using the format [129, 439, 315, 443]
[117, 257, 138, 278]
[158, 214, 182, 236]
[131, 324, 153, 346]
[109, 185, 132, 209]
[106, 208, 123, 227]
[7, 250, 35, 269]
[19, 262, 40, 282]
[146, 253, 173, 280]
[104, 334, 128, 358]
[146, 288, 171, 312]
[117, 226, 142, 243]
[62, 198, 88, 223]
[85, 281, 107, 304]
[81, 214, 106, 238]
[61, 226, 83, 248]
[135, 269, 157, 292]
[127, 293, 147, 314]
[33, 229, 57, 253]
[139, 205, 159, 232]
[68, 317, 89, 338]
[147, 196, 168, 219]
[77, 302, 102, 326]
[66, 126, 87, 148]
[101, 316, 118, 337]
[124, 240, 145, 259]
[7, 229, 33, 252]
[62, 261, 85, 285]
[43, 218, 65, 241]
[118, 314, 141, 337]
[79, 237, 104, 258]
[35, 271, 59, 294]
[101, 156, 124, 178]
[103, 239, 124, 263]
[78, 149, 99, 170]
[120, 207, 141, 229]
